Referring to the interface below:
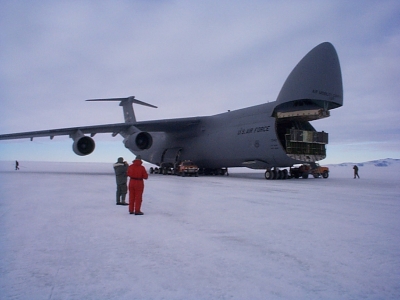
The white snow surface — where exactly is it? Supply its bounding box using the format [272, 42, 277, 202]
[0, 160, 399, 299]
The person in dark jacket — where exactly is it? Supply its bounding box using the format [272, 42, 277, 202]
[353, 165, 360, 179]
[113, 157, 129, 205]
[127, 155, 148, 215]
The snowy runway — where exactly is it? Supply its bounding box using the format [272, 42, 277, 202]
[0, 161, 399, 299]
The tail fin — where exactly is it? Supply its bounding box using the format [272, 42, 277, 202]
[86, 96, 157, 123]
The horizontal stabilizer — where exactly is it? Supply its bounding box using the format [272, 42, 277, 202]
[86, 96, 157, 108]
[86, 96, 157, 123]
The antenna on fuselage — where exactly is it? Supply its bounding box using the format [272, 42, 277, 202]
[86, 96, 157, 123]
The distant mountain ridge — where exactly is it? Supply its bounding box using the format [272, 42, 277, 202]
[331, 158, 400, 167]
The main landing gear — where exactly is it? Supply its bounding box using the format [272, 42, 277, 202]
[264, 168, 289, 180]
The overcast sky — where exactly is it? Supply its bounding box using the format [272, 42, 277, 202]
[0, 0, 399, 164]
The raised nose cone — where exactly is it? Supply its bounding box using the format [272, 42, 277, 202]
[276, 42, 343, 110]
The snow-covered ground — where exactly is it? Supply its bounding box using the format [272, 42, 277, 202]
[0, 159, 399, 299]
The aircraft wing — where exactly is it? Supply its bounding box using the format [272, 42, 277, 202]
[0, 117, 202, 141]
[134, 117, 201, 132]
[0, 123, 133, 140]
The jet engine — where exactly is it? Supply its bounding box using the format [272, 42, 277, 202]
[124, 131, 153, 151]
[72, 135, 95, 156]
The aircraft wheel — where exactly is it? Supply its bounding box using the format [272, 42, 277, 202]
[265, 170, 274, 180]
[149, 167, 154, 174]
[282, 169, 288, 179]
[302, 173, 309, 179]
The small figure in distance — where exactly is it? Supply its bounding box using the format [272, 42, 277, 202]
[113, 157, 129, 205]
[15, 160, 19, 170]
[353, 165, 360, 179]
[127, 155, 148, 215]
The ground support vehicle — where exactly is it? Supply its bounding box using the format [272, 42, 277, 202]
[310, 164, 329, 178]
[176, 160, 199, 177]
[289, 163, 329, 179]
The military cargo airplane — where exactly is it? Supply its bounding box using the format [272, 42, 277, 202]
[0, 42, 343, 179]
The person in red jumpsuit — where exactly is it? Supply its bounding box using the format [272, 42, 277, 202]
[127, 155, 148, 215]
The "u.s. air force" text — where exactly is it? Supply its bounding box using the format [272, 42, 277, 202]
[237, 126, 270, 135]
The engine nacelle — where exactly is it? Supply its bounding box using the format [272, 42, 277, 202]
[124, 131, 153, 151]
[72, 136, 95, 156]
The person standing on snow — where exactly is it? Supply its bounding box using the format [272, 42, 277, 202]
[353, 165, 360, 179]
[113, 157, 129, 205]
[127, 155, 148, 215]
